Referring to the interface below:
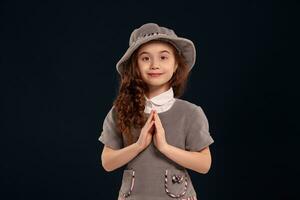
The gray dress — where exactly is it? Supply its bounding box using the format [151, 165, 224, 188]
[99, 98, 214, 200]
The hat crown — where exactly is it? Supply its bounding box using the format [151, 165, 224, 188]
[129, 23, 177, 46]
[116, 22, 196, 75]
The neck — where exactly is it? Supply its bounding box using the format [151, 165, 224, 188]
[146, 84, 170, 99]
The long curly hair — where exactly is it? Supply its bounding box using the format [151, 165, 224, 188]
[113, 40, 191, 146]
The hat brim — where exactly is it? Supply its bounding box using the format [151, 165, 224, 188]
[116, 34, 196, 74]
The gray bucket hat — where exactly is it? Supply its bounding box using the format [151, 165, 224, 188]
[116, 23, 196, 74]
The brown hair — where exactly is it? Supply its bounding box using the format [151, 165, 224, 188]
[113, 40, 191, 145]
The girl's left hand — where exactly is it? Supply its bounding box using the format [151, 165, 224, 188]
[152, 110, 168, 152]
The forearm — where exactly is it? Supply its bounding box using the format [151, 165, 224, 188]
[160, 144, 212, 174]
[102, 143, 143, 172]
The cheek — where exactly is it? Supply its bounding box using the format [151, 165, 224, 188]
[137, 65, 147, 78]
[137, 62, 144, 72]
[138, 64, 150, 75]
[137, 60, 145, 69]
[166, 71, 174, 79]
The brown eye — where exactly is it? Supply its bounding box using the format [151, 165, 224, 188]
[142, 57, 150, 61]
[161, 56, 168, 60]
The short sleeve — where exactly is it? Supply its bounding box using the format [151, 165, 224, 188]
[98, 106, 123, 150]
[185, 106, 214, 151]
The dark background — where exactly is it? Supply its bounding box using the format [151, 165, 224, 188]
[1, 0, 297, 199]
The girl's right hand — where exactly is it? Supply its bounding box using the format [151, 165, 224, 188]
[136, 110, 155, 151]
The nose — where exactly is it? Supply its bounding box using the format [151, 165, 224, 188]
[150, 65, 159, 70]
[150, 58, 160, 70]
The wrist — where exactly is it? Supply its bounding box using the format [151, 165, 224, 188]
[159, 143, 170, 154]
[134, 142, 144, 153]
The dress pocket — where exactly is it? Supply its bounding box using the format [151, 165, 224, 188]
[119, 169, 135, 198]
[164, 168, 188, 198]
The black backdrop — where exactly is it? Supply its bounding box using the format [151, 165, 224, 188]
[1, 0, 297, 200]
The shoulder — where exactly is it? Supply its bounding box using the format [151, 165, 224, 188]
[175, 98, 205, 114]
[104, 105, 118, 121]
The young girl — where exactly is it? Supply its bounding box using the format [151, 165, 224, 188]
[99, 23, 214, 200]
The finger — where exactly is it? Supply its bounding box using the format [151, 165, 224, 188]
[154, 120, 163, 133]
[146, 110, 155, 124]
[147, 120, 155, 133]
[153, 111, 163, 129]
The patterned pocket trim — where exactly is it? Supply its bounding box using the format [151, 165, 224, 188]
[164, 169, 188, 198]
[119, 169, 135, 198]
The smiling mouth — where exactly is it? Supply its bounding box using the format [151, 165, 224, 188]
[148, 73, 163, 77]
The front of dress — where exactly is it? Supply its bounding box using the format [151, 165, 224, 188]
[99, 98, 214, 200]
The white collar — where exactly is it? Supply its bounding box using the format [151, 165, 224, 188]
[144, 87, 175, 114]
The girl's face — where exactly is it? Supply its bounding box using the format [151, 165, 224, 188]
[137, 41, 178, 92]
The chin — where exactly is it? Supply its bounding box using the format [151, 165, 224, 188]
[147, 81, 169, 88]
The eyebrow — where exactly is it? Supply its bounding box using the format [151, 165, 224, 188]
[138, 50, 171, 56]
